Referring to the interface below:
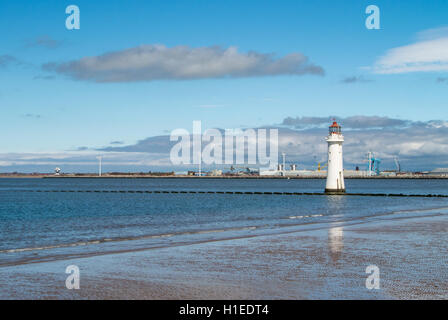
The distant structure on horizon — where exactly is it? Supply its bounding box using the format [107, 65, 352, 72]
[325, 121, 345, 194]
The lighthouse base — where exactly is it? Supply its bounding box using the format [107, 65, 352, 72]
[324, 188, 346, 195]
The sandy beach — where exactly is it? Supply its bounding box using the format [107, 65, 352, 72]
[0, 212, 446, 300]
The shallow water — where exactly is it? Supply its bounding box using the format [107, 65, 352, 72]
[1, 178, 448, 267]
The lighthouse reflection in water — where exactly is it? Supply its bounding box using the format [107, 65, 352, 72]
[326, 196, 346, 263]
[328, 225, 344, 263]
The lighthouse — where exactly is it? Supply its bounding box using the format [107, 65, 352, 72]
[325, 120, 345, 194]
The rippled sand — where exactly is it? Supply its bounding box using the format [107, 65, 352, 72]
[0, 214, 446, 299]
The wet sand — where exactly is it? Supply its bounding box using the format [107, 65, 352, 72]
[0, 213, 446, 299]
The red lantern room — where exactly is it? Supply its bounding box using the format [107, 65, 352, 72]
[329, 120, 342, 135]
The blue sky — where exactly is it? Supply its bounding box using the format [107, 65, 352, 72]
[1, 0, 448, 171]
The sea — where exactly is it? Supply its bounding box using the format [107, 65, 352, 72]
[1, 178, 448, 267]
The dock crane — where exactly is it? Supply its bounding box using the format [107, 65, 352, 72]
[317, 162, 328, 171]
[365, 152, 381, 176]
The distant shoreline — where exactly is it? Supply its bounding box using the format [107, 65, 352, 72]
[1, 174, 448, 179]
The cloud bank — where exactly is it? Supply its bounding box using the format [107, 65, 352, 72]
[92, 116, 448, 171]
[2, 116, 448, 172]
[282, 115, 409, 129]
[42, 44, 324, 82]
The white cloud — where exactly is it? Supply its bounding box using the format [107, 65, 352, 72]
[43, 44, 324, 82]
[373, 27, 448, 74]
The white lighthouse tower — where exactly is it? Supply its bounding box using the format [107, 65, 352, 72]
[325, 120, 345, 194]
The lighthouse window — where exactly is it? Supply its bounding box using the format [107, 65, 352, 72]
[329, 126, 341, 134]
